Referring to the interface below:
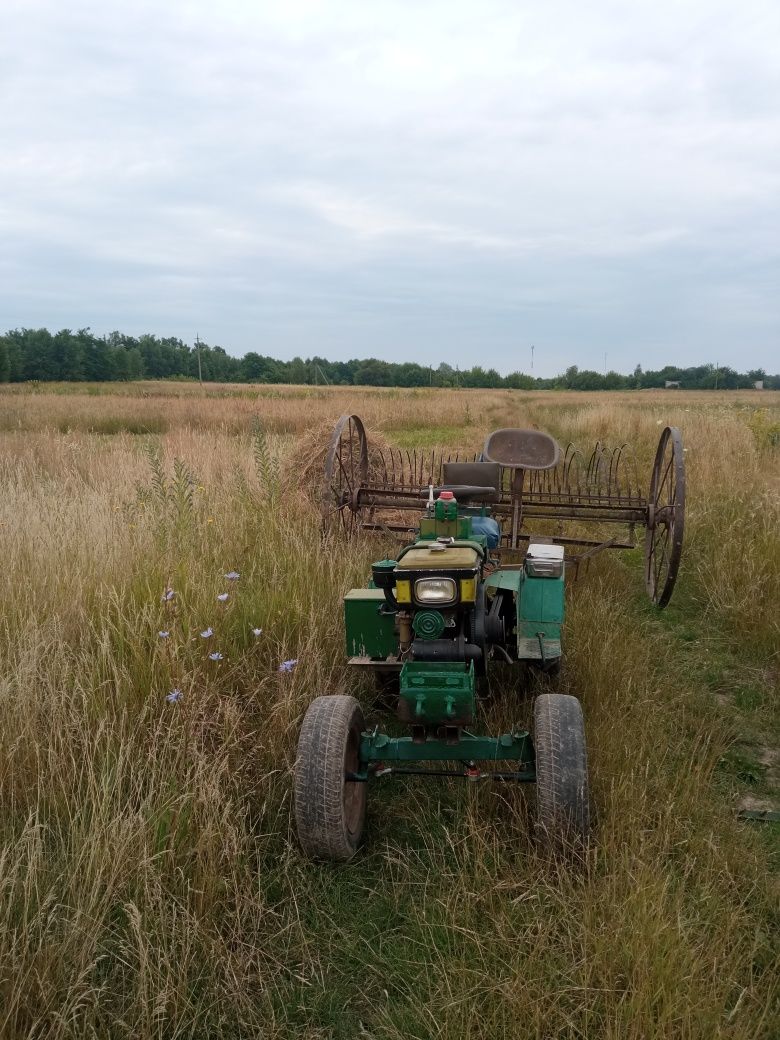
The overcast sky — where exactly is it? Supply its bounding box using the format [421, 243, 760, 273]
[1, 0, 778, 376]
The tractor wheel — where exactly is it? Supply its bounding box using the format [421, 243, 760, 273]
[534, 693, 590, 849]
[294, 695, 367, 862]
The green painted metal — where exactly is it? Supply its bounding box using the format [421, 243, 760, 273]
[360, 727, 533, 764]
[344, 588, 398, 659]
[416, 517, 485, 548]
[399, 660, 475, 723]
[517, 572, 564, 656]
[412, 610, 446, 640]
[517, 636, 562, 661]
[434, 496, 459, 521]
[485, 568, 524, 594]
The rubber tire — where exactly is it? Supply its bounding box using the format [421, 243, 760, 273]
[294, 695, 367, 862]
[534, 693, 590, 849]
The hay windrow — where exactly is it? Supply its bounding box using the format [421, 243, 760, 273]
[282, 417, 394, 496]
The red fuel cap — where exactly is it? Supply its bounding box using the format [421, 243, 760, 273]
[439, 490, 455, 500]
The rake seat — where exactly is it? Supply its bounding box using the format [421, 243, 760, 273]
[483, 429, 560, 471]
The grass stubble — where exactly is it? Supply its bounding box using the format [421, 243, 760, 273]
[0, 385, 777, 1038]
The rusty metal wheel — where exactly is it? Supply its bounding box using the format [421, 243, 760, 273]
[322, 414, 368, 534]
[645, 426, 685, 608]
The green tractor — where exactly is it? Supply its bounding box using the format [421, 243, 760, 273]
[294, 416, 685, 860]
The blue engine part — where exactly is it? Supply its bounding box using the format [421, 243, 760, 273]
[471, 516, 500, 549]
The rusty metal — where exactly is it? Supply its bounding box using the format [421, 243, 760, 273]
[322, 414, 368, 533]
[320, 414, 686, 607]
[644, 425, 686, 607]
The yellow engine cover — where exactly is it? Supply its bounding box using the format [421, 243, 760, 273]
[396, 545, 480, 570]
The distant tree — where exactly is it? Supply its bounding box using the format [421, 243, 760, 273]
[436, 362, 456, 387]
[242, 352, 282, 382]
[21, 328, 57, 380]
[111, 348, 131, 381]
[126, 347, 145, 379]
[53, 329, 85, 381]
[354, 359, 391, 386]
[288, 356, 308, 384]
[564, 365, 579, 388]
[505, 371, 535, 389]
[603, 370, 626, 390]
[0, 337, 9, 382]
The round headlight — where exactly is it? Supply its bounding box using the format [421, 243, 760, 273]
[414, 577, 457, 605]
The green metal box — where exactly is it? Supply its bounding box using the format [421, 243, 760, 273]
[516, 572, 564, 661]
[398, 660, 476, 724]
[344, 588, 398, 659]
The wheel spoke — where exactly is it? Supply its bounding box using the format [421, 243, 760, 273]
[336, 451, 354, 494]
[656, 452, 674, 505]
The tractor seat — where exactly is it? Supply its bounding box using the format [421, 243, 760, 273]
[483, 429, 560, 471]
[439, 462, 500, 502]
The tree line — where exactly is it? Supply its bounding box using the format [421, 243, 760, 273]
[0, 327, 775, 390]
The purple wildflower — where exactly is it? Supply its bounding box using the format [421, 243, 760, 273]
[279, 659, 298, 673]
[252, 627, 263, 637]
[224, 571, 240, 581]
[209, 651, 224, 661]
[200, 627, 213, 638]
[166, 688, 182, 703]
[161, 588, 175, 602]
[217, 593, 229, 602]
[158, 630, 170, 639]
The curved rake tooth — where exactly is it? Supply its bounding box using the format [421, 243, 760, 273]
[573, 449, 585, 497]
[562, 443, 576, 496]
[611, 445, 624, 497]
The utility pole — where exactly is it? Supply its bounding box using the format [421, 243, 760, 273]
[195, 334, 203, 385]
[604, 352, 607, 375]
[531, 344, 535, 371]
[714, 361, 719, 390]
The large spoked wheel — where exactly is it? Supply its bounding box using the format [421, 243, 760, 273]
[534, 694, 590, 849]
[294, 695, 367, 862]
[645, 426, 685, 608]
[322, 414, 368, 535]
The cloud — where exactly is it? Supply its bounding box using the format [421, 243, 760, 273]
[0, 0, 778, 374]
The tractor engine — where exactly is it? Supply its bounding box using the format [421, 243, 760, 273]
[350, 490, 500, 728]
[344, 482, 564, 732]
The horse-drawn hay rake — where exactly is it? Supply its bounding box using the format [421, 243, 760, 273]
[294, 415, 685, 860]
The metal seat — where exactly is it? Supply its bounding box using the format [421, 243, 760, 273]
[483, 429, 560, 471]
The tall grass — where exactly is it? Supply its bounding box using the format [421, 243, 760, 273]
[0, 389, 777, 1037]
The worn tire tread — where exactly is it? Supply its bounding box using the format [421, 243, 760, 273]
[294, 695, 366, 861]
[534, 693, 590, 848]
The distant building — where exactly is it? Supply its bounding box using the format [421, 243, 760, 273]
[754, 380, 764, 390]
[664, 380, 681, 389]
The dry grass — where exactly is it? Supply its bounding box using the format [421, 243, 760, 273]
[0, 384, 777, 1038]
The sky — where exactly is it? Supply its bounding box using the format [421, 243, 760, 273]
[1, 0, 779, 377]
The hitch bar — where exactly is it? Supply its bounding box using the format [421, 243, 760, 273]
[346, 766, 536, 782]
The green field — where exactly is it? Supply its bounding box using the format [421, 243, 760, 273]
[0, 383, 777, 1038]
